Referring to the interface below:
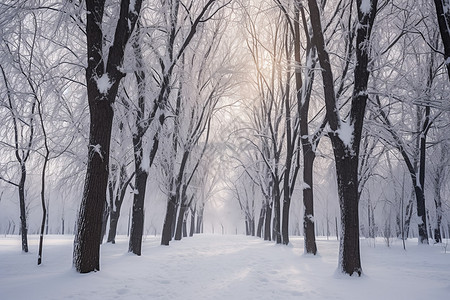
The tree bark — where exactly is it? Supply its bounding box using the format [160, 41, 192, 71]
[161, 195, 178, 245]
[182, 213, 188, 238]
[293, 0, 318, 254]
[108, 169, 134, 244]
[128, 145, 149, 255]
[302, 149, 317, 254]
[128, 21, 155, 255]
[433, 147, 446, 243]
[189, 208, 195, 237]
[100, 200, 109, 244]
[333, 140, 362, 275]
[107, 211, 119, 244]
[264, 201, 272, 241]
[196, 205, 204, 234]
[73, 0, 142, 273]
[256, 206, 265, 238]
[161, 149, 190, 245]
[175, 205, 187, 240]
[38, 155, 49, 265]
[273, 183, 282, 243]
[433, 0, 450, 80]
[19, 164, 28, 253]
[73, 98, 114, 273]
[307, 0, 377, 275]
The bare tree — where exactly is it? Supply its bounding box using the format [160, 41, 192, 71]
[307, 0, 378, 275]
[0, 9, 41, 252]
[73, 0, 143, 273]
[126, 0, 228, 255]
[433, 0, 450, 79]
[371, 26, 444, 244]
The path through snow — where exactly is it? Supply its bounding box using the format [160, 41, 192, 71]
[1, 235, 449, 299]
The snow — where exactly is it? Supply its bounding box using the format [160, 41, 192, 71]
[302, 182, 311, 190]
[360, 0, 371, 14]
[96, 74, 112, 94]
[445, 3, 450, 14]
[129, 0, 136, 13]
[140, 149, 150, 172]
[337, 120, 354, 148]
[306, 214, 314, 222]
[1, 235, 449, 300]
[90, 144, 103, 159]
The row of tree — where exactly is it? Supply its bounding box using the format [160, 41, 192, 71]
[229, 0, 449, 276]
[0, 0, 449, 276]
[0, 0, 235, 272]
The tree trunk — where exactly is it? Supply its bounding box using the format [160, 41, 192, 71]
[100, 200, 109, 244]
[162, 151, 190, 245]
[414, 186, 428, 243]
[171, 204, 178, 238]
[196, 207, 204, 234]
[189, 209, 195, 237]
[307, 0, 378, 276]
[175, 205, 187, 241]
[189, 209, 196, 237]
[256, 206, 265, 238]
[107, 211, 119, 244]
[403, 192, 414, 239]
[273, 184, 282, 243]
[73, 0, 142, 273]
[161, 195, 178, 245]
[416, 102, 431, 244]
[182, 214, 188, 238]
[73, 98, 114, 273]
[246, 219, 249, 235]
[128, 165, 148, 255]
[38, 156, 49, 265]
[128, 21, 155, 255]
[264, 201, 272, 241]
[333, 141, 362, 275]
[281, 186, 291, 244]
[303, 149, 317, 254]
[434, 172, 443, 243]
[45, 206, 49, 235]
[294, 1, 317, 254]
[433, 0, 450, 80]
[19, 164, 28, 253]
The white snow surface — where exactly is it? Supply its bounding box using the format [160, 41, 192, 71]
[96, 74, 112, 94]
[1, 235, 450, 300]
[360, 0, 371, 14]
[337, 120, 354, 148]
[90, 144, 103, 159]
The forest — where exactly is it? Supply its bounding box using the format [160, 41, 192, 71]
[0, 0, 449, 281]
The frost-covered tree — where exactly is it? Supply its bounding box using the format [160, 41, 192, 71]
[369, 1, 449, 244]
[126, 0, 229, 255]
[433, 0, 450, 79]
[73, 0, 143, 273]
[307, 0, 378, 275]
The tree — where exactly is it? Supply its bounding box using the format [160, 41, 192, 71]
[73, 0, 143, 273]
[0, 9, 40, 251]
[370, 12, 446, 244]
[160, 13, 233, 244]
[307, 0, 378, 275]
[243, 4, 290, 244]
[106, 162, 135, 244]
[433, 0, 450, 80]
[127, 0, 226, 255]
[430, 140, 449, 243]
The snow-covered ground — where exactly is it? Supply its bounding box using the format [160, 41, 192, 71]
[1, 234, 449, 300]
